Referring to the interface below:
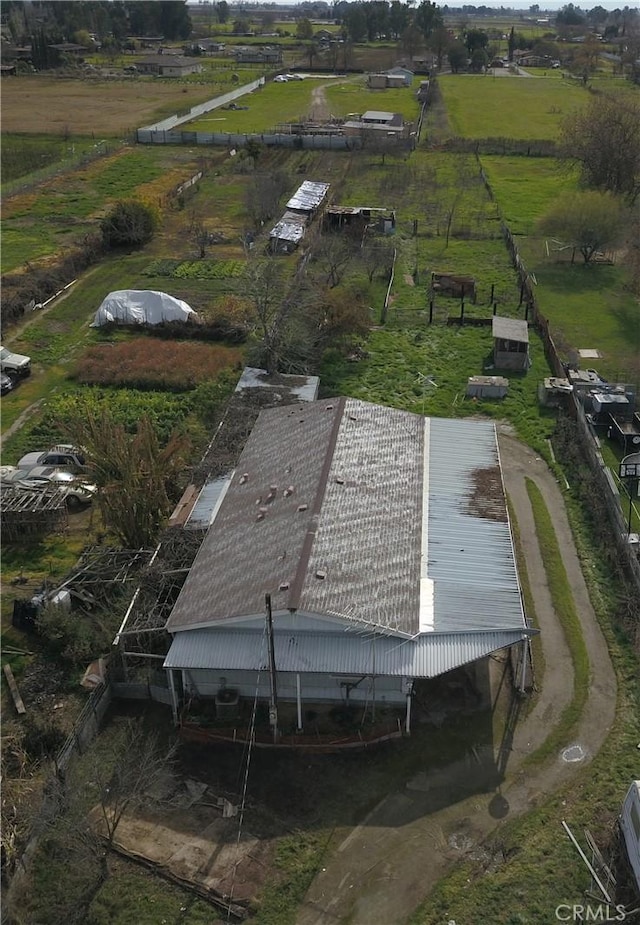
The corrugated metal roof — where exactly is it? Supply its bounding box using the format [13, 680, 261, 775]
[235, 367, 319, 402]
[166, 400, 526, 658]
[269, 210, 307, 244]
[186, 475, 232, 530]
[492, 316, 529, 343]
[164, 627, 531, 678]
[286, 180, 330, 213]
[362, 110, 395, 121]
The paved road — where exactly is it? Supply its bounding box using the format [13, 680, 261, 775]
[295, 429, 617, 925]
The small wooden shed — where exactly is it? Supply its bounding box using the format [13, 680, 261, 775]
[492, 317, 530, 371]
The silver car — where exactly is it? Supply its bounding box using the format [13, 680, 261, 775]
[0, 465, 96, 507]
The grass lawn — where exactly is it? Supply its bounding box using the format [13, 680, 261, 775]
[480, 156, 578, 234]
[519, 240, 640, 385]
[184, 78, 326, 132]
[438, 75, 588, 140]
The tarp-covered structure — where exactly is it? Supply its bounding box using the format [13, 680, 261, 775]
[91, 290, 197, 327]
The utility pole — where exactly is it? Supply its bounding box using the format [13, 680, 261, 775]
[265, 593, 279, 743]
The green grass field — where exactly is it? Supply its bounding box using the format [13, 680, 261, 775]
[480, 156, 578, 234]
[438, 75, 588, 140]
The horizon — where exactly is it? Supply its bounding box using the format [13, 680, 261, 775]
[189, 0, 640, 10]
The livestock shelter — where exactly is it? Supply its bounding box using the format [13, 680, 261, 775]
[163, 398, 533, 736]
[492, 316, 530, 371]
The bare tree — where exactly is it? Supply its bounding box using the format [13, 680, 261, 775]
[243, 257, 288, 374]
[560, 93, 640, 203]
[312, 233, 358, 288]
[361, 237, 396, 283]
[245, 170, 290, 230]
[188, 208, 210, 258]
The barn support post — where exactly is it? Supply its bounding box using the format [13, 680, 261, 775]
[168, 669, 179, 725]
[405, 691, 412, 735]
[296, 673, 303, 731]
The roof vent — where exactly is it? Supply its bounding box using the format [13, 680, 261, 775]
[279, 581, 290, 591]
[335, 476, 344, 485]
[315, 569, 326, 580]
[325, 404, 334, 410]
[239, 472, 249, 485]
[349, 414, 357, 421]
[283, 485, 295, 497]
[297, 503, 308, 512]
[256, 512, 265, 522]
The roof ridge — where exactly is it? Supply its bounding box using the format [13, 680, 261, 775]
[287, 396, 346, 611]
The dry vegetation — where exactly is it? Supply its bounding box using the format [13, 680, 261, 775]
[0, 76, 218, 135]
[73, 339, 244, 390]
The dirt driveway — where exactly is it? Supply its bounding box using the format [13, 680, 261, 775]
[295, 428, 617, 925]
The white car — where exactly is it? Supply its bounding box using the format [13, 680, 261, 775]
[273, 75, 289, 82]
[17, 444, 86, 471]
[285, 73, 304, 80]
[0, 465, 96, 507]
[0, 345, 31, 377]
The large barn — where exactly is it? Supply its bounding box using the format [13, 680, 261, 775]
[163, 398, 533, 736]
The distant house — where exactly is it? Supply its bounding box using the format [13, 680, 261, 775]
[137, 55, 203, 77]
[492, 317, 530, 371]
[368, 67, 413, 89]
[314, 29, 334, 42]
[48, 42, 87, 57]
[387, 65, 414, 85]
[233, 46, 283, 65]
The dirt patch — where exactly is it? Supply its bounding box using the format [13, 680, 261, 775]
[91, 780, 277, 916]
[466, 464, 508, 522]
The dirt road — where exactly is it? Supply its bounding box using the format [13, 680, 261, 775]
[296, 429, 617, 925]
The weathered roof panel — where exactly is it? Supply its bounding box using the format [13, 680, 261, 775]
[164, 627, 531, 677]
[492, 316, 529, 343]
[286, 180, 330, 213]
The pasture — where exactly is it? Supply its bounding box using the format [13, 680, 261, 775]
[480, 156, 577, 234]
[438, 74, 588, 140]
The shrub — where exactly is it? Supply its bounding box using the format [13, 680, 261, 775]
[100, 200, 158, 249]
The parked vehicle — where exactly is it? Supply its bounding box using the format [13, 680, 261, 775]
[273, 74, 288, 82]
[0, 373, 14, 395]
[17, 444, 86, 471]
[285, 73, 304, 80]
[0, 465, 96, 507]
[0, 346, 31, 377]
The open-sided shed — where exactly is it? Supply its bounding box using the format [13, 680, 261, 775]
[492, 316, 530, 371]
